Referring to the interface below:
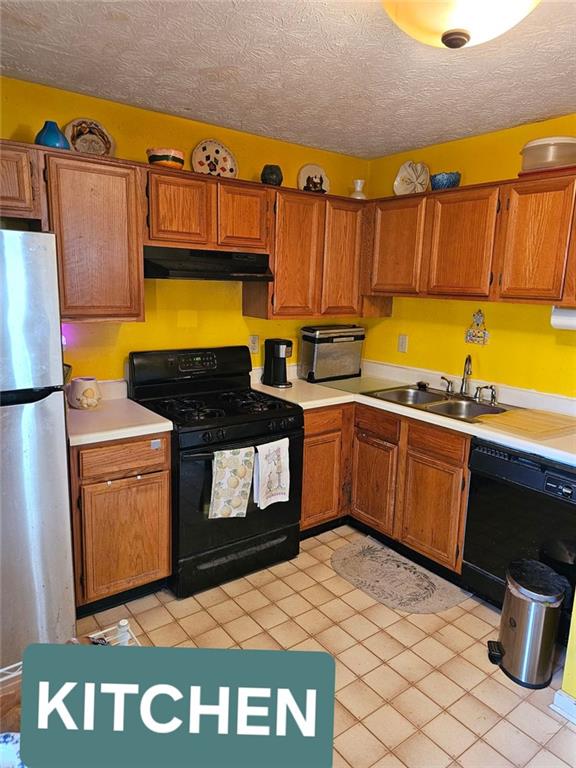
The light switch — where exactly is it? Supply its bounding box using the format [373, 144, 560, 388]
[398, 334, 408, 353]
[248, 335, 260, 354]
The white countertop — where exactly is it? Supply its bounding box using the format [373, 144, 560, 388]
[255, 375, 576, 466]
[67, 398, 172, 446]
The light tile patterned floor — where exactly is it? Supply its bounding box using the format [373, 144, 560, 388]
[77, 527, 576, 768]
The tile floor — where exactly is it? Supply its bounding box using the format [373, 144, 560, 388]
[77, 526, 576, 768]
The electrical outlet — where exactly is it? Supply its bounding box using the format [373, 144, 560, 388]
[398, 334, 408, 353]
[248, 335, 259, 354]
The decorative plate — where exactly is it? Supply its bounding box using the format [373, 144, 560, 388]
[393, 161, 430, 195]
[192, 139, 237, 177]
[298, 164, 330, 194]
[64, 118, 115, 156]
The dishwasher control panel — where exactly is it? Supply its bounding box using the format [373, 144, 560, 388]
[544, 474, 575, 500]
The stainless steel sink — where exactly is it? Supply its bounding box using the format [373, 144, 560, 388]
[426, 399, 507, 421]
[364, 384, 512, 423]
[368, 387, 448, 406]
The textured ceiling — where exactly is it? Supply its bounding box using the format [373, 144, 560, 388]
[1, 0, 575, 158]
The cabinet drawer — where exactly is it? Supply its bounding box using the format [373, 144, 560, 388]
[407, 420, 468, 465]
[304, 406, 344, 436]
[354, 405, 401, 444]
[78, 434, 170, 481]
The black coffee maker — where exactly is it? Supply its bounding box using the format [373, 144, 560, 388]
[261, 338, 293, 388]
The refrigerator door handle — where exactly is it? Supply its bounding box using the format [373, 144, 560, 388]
[0, 386, 63, 407]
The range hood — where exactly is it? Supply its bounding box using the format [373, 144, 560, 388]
[143, 246, 273, 282]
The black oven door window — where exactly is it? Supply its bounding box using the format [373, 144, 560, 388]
[177, 433, 303, 558]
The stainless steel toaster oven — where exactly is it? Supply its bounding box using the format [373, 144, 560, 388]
[298, 325, 365, 383]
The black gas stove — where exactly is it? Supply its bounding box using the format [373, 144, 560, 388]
[128, 346, 304, 597]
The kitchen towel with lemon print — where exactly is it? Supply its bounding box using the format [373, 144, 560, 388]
[209, 447, 255, 518]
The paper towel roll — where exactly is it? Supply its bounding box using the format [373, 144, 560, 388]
[551, 306, 576, 330]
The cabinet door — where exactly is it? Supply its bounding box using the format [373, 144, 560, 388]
[148, 172, 213, 243]
[47, 156, 142, 320]
[301, 431, 342, 529]
[370, 196, 426, 294]
[218, 183, 270, 250]
[496, 177, 576, 300]
[321, 199, 363, 314]
[0, 147, 35, 214]
[81, 470, 170, 602]
[398, 450, 464, 571]
[273, 191, 325, 316]
[425, 187, 499, 296]
[351, 430, 397, 536]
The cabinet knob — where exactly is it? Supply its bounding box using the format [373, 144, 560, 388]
[136, 475, 142, 480]
[107, 480, 112, 486]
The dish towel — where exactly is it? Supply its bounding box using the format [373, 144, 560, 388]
[208, 447, 255, 519]
[254, 438, 290, 509]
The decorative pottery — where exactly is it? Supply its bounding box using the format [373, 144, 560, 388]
[66, 377, 102, 410]
[393, 161, 430, 195]
[430, 171, 461, 190]
[298, 164, 330, 194]
[351, 179, 367, 199]
[146, 147, 184, 169]
[260, 164, 283, 186]
[34, 120, 70, 149]
[192, 139, 237, 177]
[64, 118, 115, 156]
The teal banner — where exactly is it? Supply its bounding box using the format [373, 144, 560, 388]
[21, 644, 334, 768]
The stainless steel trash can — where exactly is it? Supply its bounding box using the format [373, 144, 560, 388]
[487, 559, 565, 689]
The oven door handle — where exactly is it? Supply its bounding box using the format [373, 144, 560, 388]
[181, 452, 215, 462]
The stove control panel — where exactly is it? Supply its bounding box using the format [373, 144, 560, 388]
[177, 351, 217, 374]
[267, 416, 298, 432]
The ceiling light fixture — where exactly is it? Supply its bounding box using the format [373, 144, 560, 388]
[382, 0, 541, 49]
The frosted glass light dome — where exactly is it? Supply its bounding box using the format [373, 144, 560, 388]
[382, 0, 541, 48]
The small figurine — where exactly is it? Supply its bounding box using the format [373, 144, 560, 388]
[303, 174, 326, 193]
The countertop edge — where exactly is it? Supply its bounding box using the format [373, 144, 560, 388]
[68, 420, 173, 446]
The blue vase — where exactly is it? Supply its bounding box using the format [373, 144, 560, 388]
[35, 120, 70, 149]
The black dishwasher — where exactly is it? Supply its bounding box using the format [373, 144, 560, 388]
[462, 440, 576, 640]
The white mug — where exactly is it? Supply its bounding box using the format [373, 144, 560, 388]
[66, 377, 102, 410]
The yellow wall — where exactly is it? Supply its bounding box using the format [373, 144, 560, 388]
[1, 76, 575, 395]
[364, 114, 576, 397]
[1, 76, 368, 376]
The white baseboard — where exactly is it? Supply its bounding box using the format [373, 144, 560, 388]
[550, 688, 576, 725]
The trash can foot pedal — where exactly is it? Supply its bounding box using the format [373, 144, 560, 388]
[487, 640, 504, 665]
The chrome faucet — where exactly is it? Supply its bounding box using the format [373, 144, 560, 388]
[440, 376, 454, 394]
[474, 385, 498, 405]
[460, 355, 472, 396]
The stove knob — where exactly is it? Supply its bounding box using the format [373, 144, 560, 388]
[216, 429, 226, 441]
[279, 418, 287, 429]
[267, 420, 276, 431]
[202, 431, 212, 443]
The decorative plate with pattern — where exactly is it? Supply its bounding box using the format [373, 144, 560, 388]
[192, 139, 237, 177]
[64, 118, 115, 156]
[393, 161, 430, 195]
[297, 164, 330, 193]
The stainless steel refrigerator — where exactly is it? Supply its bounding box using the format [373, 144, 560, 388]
[0, 230, 76, 667]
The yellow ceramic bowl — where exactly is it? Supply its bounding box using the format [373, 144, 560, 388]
[146, 147, 184, 169]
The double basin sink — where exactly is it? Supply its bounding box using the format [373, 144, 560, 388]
[365, 385, 510, 423]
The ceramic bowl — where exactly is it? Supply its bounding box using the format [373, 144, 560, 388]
[146, 147, 184, 169]
[66, 377, 102, 410]
[430, 172, 461, 190]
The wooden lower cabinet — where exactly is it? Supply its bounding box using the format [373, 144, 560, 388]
[301, 405, 353, 530]
[70, 433, 171, 606]
[351, 430, 397, 536]
[349, 407, 470, 572]
[81, 471, 170, 602]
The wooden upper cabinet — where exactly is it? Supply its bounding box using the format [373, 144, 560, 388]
[321, 199, 363, 314]
[370, 196, 426, 294]
[496, 177, 576, 300]
[425, 186, 499, 296]
[272, 191, 325, 316]
[351, 429, 397, 536]
[148, 172, 213, 243]
[0, 147, 35, 214]
[217, 183, 271, 250]
[47, 156, 143, 320]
